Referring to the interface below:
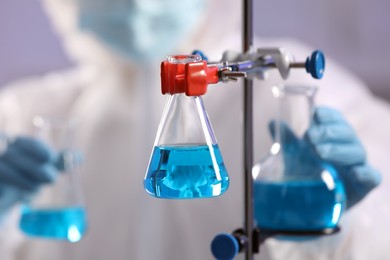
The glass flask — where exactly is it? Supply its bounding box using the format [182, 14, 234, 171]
[144, 55, 229, 199]
[19, 117, 87, 242]
[253, 85, 346, 232]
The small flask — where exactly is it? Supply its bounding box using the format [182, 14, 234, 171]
[253, 85, 346, 232]
[19, 117, 87, 242]
[144, 55, 229, 199]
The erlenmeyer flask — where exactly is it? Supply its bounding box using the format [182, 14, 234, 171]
[19, 117, 86, 242]
[144, 55, 229, 199]
[253, 85, 346, 232]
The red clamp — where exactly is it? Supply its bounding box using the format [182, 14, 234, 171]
[161, 55, 219, 96]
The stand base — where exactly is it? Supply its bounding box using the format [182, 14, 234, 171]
[258, 226, 340, 237]
[253, 226, 341, 253]
[211, 226, 341, 258]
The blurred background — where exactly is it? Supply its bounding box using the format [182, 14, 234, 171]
[0, 0, 389, 100]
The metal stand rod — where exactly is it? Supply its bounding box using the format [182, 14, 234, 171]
[243, 0, 254, 259]
[243, 78, 254, 260]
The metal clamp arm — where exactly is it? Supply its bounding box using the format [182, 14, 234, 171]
[202, 49, 325, 81]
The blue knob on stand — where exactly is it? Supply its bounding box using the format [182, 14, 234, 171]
[305, 50, 325, 79]
[211, 233, 239, 260]
[191, 50, 209, 61]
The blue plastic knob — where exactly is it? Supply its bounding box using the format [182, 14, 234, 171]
[211, 233, 239, 260]
[191, 50, 208, 61]
[305, 50, 325, 79]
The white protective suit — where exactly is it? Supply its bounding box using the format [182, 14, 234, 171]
[0, 0, 390, 259]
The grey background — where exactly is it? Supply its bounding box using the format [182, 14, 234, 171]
[0, 0, 70, 86]
[1, 0, 389, 100]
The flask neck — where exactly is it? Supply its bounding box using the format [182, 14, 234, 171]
[273, 85, 316, 144]
[155, 93, 217, 146]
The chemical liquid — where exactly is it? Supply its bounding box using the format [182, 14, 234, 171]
[20, 206, 86, 242]
[254, 180, 346, 231]
[144, 144, 229, 199]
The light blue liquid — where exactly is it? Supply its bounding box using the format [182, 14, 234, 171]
[254, 180, 346, 231]
[20, 207, 87, 242]
[144, 144, 229, 199]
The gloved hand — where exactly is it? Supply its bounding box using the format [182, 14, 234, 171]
[269, 120, 322, 181]
[270, 106, 381, 209]
[0, 136, 59, 220]
[305, 107, 381, 208]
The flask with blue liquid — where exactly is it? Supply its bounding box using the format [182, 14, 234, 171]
[144, 55, 229, 199]
[252, 85, 346, 232]
[19, 117, 87, 242]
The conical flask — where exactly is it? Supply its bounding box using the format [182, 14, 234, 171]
[144, 55, 229, 199]
[253, 85, 346, 232]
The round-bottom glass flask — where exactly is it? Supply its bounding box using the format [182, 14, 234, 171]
[253, 85, 346, 232]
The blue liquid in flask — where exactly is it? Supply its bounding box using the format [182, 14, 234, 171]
[254, 179, 346, 231]
[20, 206, 87, 242]
[144, 144, 229, 199]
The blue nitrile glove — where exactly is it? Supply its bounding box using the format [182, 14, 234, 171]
[0, 136, 59, 220]
[269, 120, 325, 180]
[269, 106, 381, 209]
[305, 107, 381, 208]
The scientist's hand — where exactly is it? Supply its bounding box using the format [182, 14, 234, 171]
[269, 106, 381, 209]
[0, 136, 59, 218]
[305, 107, 381, 208]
